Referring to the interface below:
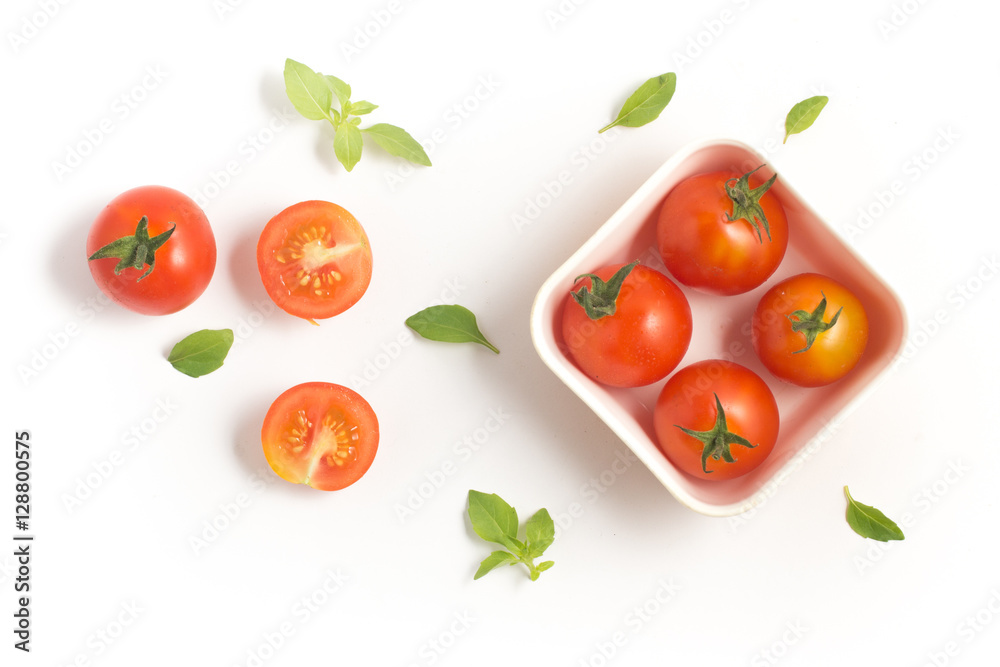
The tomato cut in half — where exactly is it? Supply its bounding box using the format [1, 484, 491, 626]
[261, 382, 379, 491]
[257, 201, 373, 323]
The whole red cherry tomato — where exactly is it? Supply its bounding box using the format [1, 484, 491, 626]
[87, 185, 216, 315]
[654, 360, 779, 480]
[657, 165, 788, 295]
[561, 261, 692, 388]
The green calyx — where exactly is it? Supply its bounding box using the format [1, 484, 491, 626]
[788, 292, 842, 353]
[87, 216, 175, 281]
[570, 260, 639, 320]
[675, 393, 756, 474]
[724, 164, 778, 243]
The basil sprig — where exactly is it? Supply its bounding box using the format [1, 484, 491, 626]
[468, 490, 555, 581]
[284, 58, 431, 172]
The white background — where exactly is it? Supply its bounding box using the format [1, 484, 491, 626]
[3, 0, 999, 665]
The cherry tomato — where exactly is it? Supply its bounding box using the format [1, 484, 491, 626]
[561, 261, 692, 388]
[261, 382, 379, 491]
[657, 166, 788, 295]
[654, 360, 779, 480]
[86, 185, 216, 315]
[257, 201, 373, 323]
[752, 273, 869, 387]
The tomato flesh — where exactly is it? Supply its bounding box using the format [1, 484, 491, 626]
[261, 382, 378, 491]
[257, 201, 373, 322]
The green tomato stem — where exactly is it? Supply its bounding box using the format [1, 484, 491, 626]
[571, 260, 639, 321]
[724, 165, 778, 244]
[674, 393, 757, 474]
[787, 291, 842, 354]
[519, 553, 540, 581]
[87, 216, 175, 282]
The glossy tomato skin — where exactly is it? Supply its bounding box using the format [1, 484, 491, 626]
[657, 170, 788, 295]
[561, 263, 692, 388]
[257, 201, 373, 322]
[261, 382, 379, 491]
[86, 185, 216, 315]
[752, 273, 869, 387]
[654, 360, 779, 480]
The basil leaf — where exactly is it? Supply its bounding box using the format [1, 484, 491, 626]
[844, 486, 905, 542]
[536, 561, 555, 573]
[783, 95, 829, 143]
[474, 551, 518, 580]
[468, 490, 519, 550]
[405, 305, 499, 354]
[324, 74, 351, 109]
[334, 121, 364, 172]
[525, 508, 555, 556]
[362, 123, 432, 166]
[284, 59, 333, 121]
[167, 329, 234, 378]
[348, 100, 378, 116]
[600, 72, 676, 133]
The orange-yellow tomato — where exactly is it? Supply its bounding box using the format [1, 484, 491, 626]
[751, 273, 869, 387]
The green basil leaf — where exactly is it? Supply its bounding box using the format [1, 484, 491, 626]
[536, 561, 555, 573]
[473, 551, 518, 580]
[844, 486, 905, 542]
[525, 508, 555, 555]
[362, 123, 432, 166]
[783, 95, 829, 143]
[600, 72, 676, 133]
[334, 122, 364, 172]
[468, 490, 519, 550]
[348, 100, 378, 116]
[284, 59, 333, 121]
[405, 305, 499, 353]
[167, 329, 234, 378]
[324, 74, 351, 109]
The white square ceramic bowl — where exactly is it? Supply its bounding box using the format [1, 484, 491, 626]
[530, 138, 907, 516]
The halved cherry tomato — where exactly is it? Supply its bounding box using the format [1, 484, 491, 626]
[751, 273, 869, 387]
[654, 360, 779, 480]
[257, 201, 373, 323]
[561, 261, 692, 388]
[86, 185, 216, 315]
[657, 166, 788, 295]
[261, 382, 379, 491]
